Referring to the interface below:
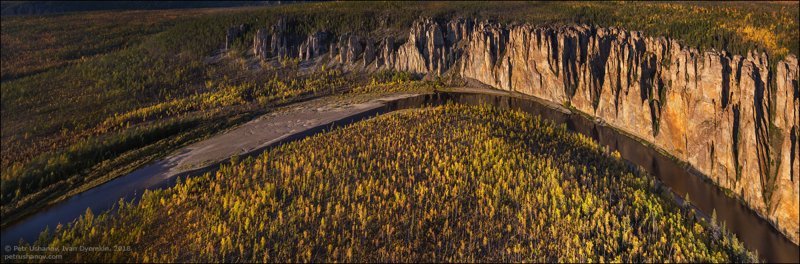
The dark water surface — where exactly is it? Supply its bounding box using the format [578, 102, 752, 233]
[2, 91, 798, 262]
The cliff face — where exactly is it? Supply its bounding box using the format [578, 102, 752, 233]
[234, 18, 800, 243]
[456, 22, 798, 244]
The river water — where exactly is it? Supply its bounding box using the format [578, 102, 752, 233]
[2, 91, 798, 262]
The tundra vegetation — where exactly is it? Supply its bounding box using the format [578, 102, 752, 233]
[22, 104, 756, 262]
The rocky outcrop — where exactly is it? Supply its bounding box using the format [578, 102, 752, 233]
[298, 31, 331, 61]
[240, 18, 800, 243]
[773, 55, 799, 239]
[372, 37, 395, 68]
[363, 38, 376, 67]
[337, 33, 363, 64]
[387, 18, 471, 75]
[253, 18, 296, 60]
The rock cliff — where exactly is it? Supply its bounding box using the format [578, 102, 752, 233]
[240, 18, 799, 243]
[456, 22, 798, 244]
